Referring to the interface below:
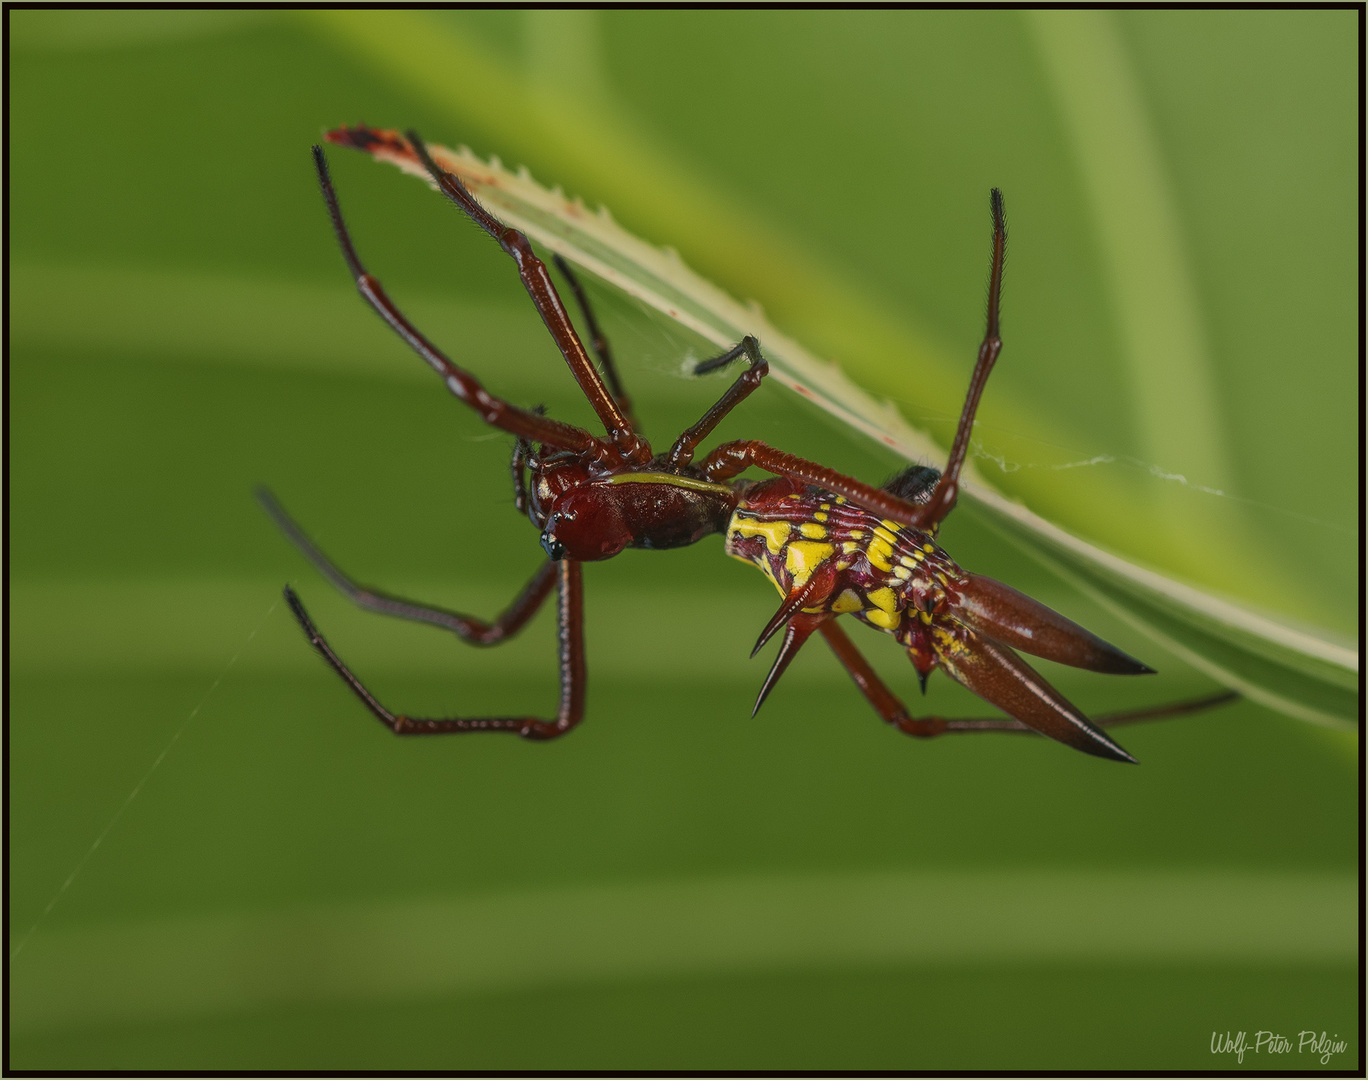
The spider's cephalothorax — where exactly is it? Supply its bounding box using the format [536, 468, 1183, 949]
[260, 125, 1234, 759]
[521, 459, 738, 562]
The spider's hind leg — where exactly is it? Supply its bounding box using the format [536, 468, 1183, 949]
[818, 619, 1237, 762]
[916, 189, 1007, 527]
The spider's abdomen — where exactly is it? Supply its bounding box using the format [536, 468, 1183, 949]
[724, 479, 967, 659]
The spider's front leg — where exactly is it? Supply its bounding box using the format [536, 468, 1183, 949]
[258, 487, 556, 645]
[284, 560, 586, 740]
[552, 253, 638, 432]
[311, 145, 612, 463]
[667, 336, 770, 468]
[400, 131, 651, 465]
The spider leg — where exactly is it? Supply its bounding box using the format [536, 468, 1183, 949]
[932, 689, 1239, 735]
[552, 253, 638, 431]
[511, 437, 532, 516]
[400, 130, 651, 466]
[820, 621, 1237, 756]
[699, 440, 929, 527]
[257, 484, 555, 643]
[511, 406, 546, 519]
[818, 620, 947, 737]
[667, 337, 770, 468]
[258, 488, 557, 645]
[311, 146, 609, 460]
[693, 194, 1007, 526]
[284, 559, 586, 740]
[915, 189, 1007, 528]
[1057, 690, 1238, 729]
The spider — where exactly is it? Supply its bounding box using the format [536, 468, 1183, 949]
[260, 126, 1235, 762]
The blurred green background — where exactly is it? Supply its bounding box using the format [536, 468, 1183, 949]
[9, 10, 1359, 1071]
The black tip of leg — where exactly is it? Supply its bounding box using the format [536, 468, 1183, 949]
[282, 584, 314, 627]
[255, 485, 297, 537]
[311, 144, 330, 185]
[282, 585, 327, 649]
[693, 355, 731, 376]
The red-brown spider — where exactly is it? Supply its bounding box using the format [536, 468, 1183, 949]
[259, 126, 1235, 762]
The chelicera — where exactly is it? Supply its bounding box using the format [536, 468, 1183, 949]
[261, 125, 1234, 762]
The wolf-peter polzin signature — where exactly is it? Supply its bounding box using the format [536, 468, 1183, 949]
[1212, 1029, 1348, 1065]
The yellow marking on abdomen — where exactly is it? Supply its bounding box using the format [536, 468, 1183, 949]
[932, 624, 970, 656]
[731, 515, 792, 555]
[866, 524, 900, 571]
[799, 522, 827, 539]
[832, 589, 863, 614]
[867, 587, 898, 613]
[866, 608, 900, 630]
[785, 540, 835, 585]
